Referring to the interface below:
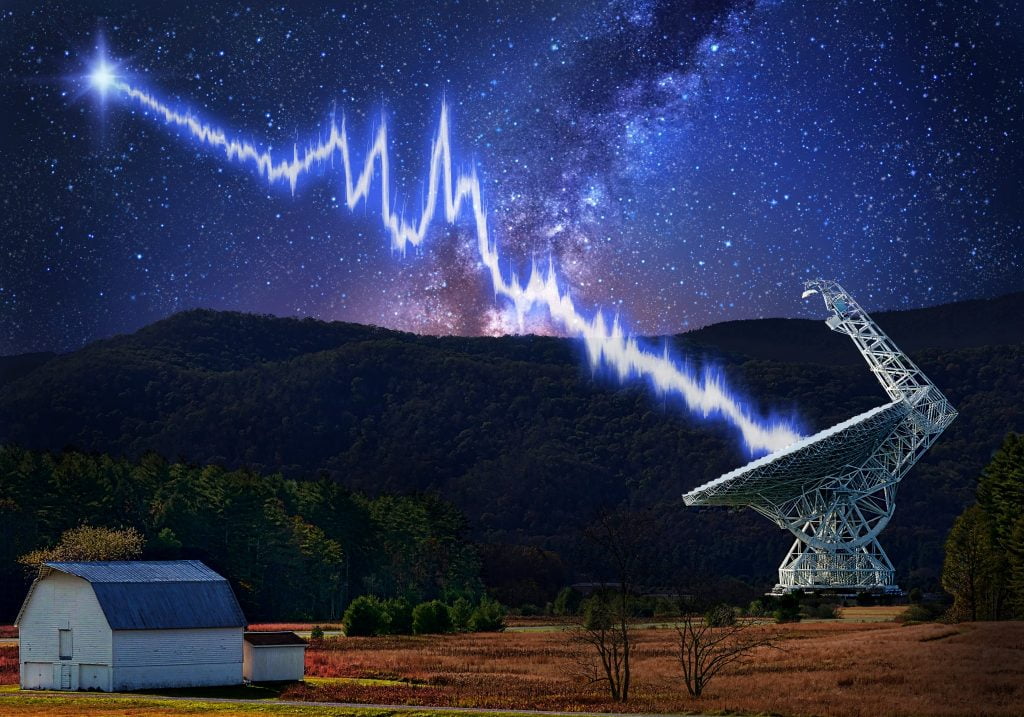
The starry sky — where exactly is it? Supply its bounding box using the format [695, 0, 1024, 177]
[1, 0, 1021, 355]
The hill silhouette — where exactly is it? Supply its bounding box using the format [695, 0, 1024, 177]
[1, 292, 1022, 595]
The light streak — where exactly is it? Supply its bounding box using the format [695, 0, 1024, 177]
[97, 71, 803, 455]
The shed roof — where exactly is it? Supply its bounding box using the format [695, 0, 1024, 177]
[18, 560, 246, 630]
[244, 631, 307, 647]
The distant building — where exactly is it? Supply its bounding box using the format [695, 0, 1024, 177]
[242, 631, 306, 682]
[15, 560, 246, 691]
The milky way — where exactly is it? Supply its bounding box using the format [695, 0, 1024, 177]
[0, 0, 1021, 354]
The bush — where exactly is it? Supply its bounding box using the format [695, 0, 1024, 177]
[746, 598, 770, 617]
[449, 596, 473, 632]
[412, 600, 452, 634]
[581, 593, 614, 631]
[553, 586, 583, 617]
[343, 595, 385, 636]
[704, 603, 737, 627]
[468, 596, 506, 632]
[897, 601, 946, 624]
[381, 598, 413, 635]
[801, 602, 840, 619]
[310, 625, 324, 640]
[772, 594, 802, 623]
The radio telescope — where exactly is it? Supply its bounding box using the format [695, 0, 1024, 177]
[683, 280, 957, 594]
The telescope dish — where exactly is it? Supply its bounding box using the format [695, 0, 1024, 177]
[682, 279, 957, 594]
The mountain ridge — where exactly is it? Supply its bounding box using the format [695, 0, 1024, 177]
[1, 290, 1021, 594]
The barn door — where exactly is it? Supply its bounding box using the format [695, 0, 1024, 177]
[58, 629, 72, 659]
[60, 665, 71, 690]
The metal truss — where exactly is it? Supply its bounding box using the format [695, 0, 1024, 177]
[683, 280, 957, 593]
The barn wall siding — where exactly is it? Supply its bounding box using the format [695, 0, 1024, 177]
[243, 643, 305, 681]
[112, 628, 243, 689]
[18, 573, 112, 690]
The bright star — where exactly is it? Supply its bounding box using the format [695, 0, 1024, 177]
[89, 60, 116, 93]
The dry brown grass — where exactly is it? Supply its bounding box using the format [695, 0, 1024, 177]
[247, 623, 343, 632]
[2, 620, 1021, 715]
[0, 625, 17, 639]
[284, 620, 1024, 716]
[0, 644, 18, 685]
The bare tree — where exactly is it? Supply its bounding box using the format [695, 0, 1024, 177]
[570, 591, 630, 701]
[676, 607, 779, 698]
[569, 507, 664, 702]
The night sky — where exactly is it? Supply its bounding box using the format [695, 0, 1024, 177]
[1, 0, 1021, 355]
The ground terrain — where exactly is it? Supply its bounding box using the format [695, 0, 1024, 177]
[2, 609, 1022, 716]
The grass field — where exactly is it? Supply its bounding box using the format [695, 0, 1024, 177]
[2, 614, 1022, 716]
[0, 693, 546, 717]
[288, 619, 1024, 716]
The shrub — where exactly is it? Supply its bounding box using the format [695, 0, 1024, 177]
[801, 602, 840, 619]
[897, 601, 946, 624]
[449, 597, 473, 632]
[381, 598, 413, 635]
[746, 598, 770, 617]
[772, 594, 802, 623]
[310, 625, 325, 640]
[468, 596, 506, 632]
[704, 603, 737, 627]
[412, 600, 452, 634]
[553, 586, 583, 617]
[581, 593, 614, 631]
[343, 595, 385, 636]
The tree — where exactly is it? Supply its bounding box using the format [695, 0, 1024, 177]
[570, 508, 662, 703]
[553, 586, 583, 616]
[343, 595, 385, 636]
[572, 592, 631, 701]
[975, 432, 1024, 618]
[675, 607, 779, 698]
[941, 504, 998, 621]
[18, 525, 144, 573]
[468, 596, 506, 632]
[412, 600, 452, 634]
[381, 598, 413, 635]
[1006, 516, 1024, 619]
[449, 596, 473, 631]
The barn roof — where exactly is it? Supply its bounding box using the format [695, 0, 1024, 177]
[19, 560, 246, 630]
[244, 631, 307, 647]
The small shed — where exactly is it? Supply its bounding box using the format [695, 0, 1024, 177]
[15, 560, 246, 691]
[242, 631, 306, 682]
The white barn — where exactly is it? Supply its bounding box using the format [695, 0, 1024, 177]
[242, 631, 306, 682]
[15, 560, 246, 691]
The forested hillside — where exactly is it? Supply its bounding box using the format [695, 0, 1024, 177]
[1, 292, 1021, 618]
[0, 448, 479, 623]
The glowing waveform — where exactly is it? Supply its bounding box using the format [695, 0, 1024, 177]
[97, 72, 803, 455]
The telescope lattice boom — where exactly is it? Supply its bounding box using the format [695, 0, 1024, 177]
[683, 280, 957, 594]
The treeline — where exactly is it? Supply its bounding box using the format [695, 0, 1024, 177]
[0, 446, 480, 623]
[1, 302, 1023, 598]
[942, 432, 1024, 620]
[341, 594, 505, 636]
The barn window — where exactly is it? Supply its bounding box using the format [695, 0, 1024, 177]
[58, 629, 72, 660]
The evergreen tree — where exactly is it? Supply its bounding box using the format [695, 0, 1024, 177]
[942, 505, 998, 621]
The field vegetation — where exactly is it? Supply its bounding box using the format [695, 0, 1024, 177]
[1, 615, 1022, 715]
[286, 617, 1024, 716]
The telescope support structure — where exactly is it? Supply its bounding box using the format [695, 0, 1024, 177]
[768, 280, 957, 593]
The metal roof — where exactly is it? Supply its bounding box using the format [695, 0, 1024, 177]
[43, 560, 226, 583]
[35, 560, 246, 630]
[244, 631, 307, 647]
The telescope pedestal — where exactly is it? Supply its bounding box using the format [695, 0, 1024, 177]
[772, 535, 898, 594]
